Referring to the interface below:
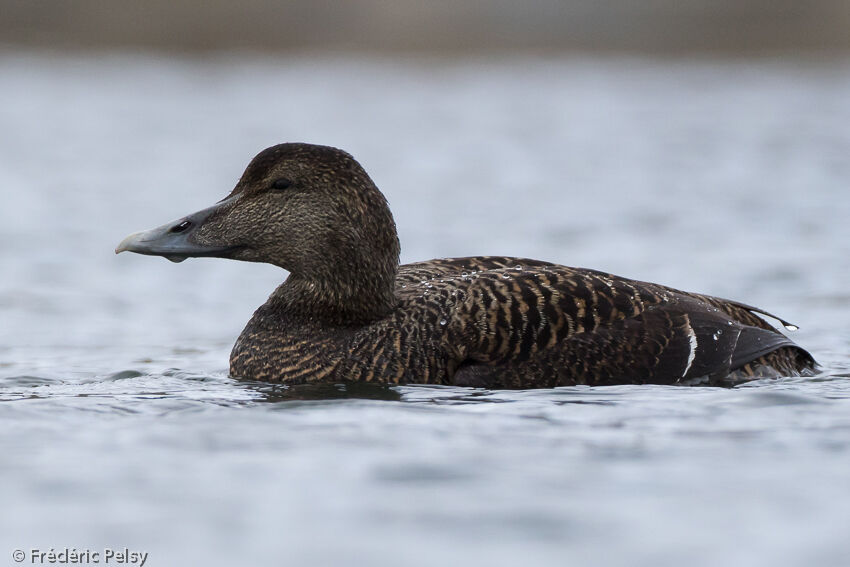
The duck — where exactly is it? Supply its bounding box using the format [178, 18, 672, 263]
[116, 143, 816, 388]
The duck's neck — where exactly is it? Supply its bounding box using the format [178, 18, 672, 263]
[267, 172, 402, 326]
[271, 262, 398, 326]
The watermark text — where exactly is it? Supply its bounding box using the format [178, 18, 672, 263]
[12, 549, 147, 566]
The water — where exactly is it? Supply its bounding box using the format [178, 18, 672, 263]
[1, 52, 850, 566]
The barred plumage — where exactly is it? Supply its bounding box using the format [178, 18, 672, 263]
[117, 143, 816, 388]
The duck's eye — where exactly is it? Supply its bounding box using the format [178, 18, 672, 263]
[170, 220, 192, 233]
[271, 178, 292, 190]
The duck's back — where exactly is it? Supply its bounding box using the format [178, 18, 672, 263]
[383, 256, 815, 388]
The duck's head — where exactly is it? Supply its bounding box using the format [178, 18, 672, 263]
[117, 143, 401, 319]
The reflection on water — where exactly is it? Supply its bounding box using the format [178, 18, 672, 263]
[250, 381, 404, 403]
[1, 52, 849, 567]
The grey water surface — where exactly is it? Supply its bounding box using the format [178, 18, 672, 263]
[1, 53, 849, 567]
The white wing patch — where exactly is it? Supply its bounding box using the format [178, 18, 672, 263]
[682, 316, 698, 378]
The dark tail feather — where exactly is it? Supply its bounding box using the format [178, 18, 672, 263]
[730, 325, 800, 370]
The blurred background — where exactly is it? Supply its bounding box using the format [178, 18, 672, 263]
[2, 4, 850, 567]
[2, 0, 850, 53]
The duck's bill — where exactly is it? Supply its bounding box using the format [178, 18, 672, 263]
[115, 198, 239, 263]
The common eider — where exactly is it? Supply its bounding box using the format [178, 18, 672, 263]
[116, 143, 816, 388]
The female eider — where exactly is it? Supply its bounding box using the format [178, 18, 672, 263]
[116, 143, 815, 388]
